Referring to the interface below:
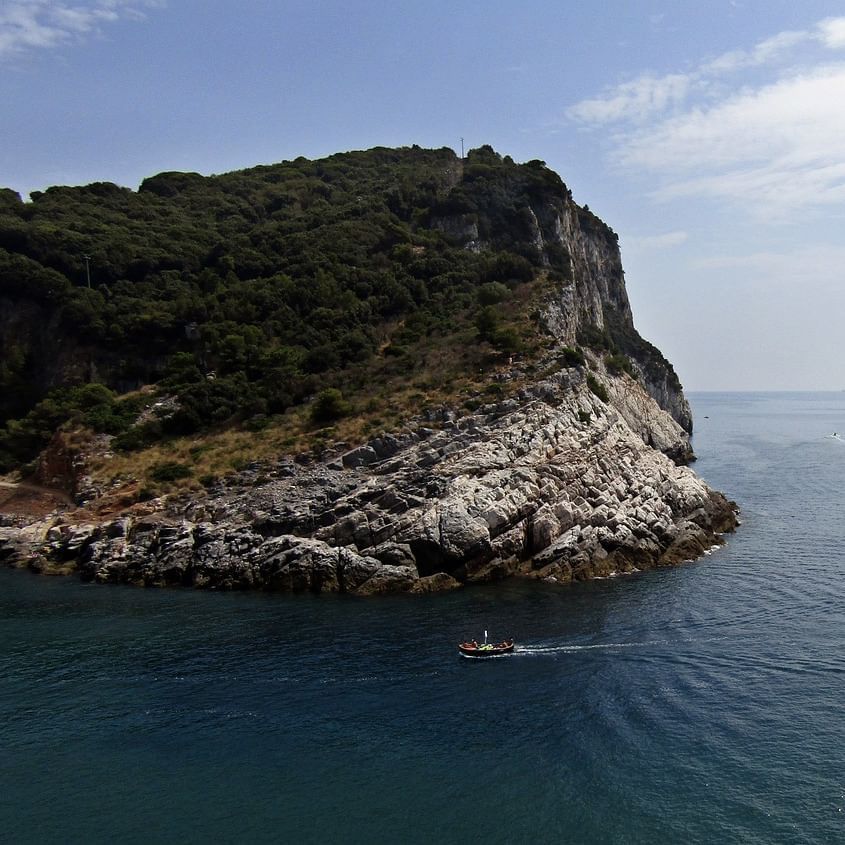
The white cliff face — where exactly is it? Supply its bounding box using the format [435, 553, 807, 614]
[434, 178, 693, 434]
[545, 204, 631, 341]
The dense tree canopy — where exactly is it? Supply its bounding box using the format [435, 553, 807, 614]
[0, 145, 592, 470]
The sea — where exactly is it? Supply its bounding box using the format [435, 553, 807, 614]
[2, 392, 845, 844]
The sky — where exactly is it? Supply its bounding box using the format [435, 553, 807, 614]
[2, 0, 845, 390]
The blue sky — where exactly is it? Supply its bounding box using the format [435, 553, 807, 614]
[3, 0, 845, 390]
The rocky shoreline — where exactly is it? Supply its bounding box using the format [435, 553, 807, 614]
[0, 359, 738, 595]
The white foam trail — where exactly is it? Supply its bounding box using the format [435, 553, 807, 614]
[514, 635, 728, 656]
[515, 640, 669, 655]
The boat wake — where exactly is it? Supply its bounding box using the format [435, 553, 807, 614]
[514, 639, 670, 656]
[514, 634, 728, 656]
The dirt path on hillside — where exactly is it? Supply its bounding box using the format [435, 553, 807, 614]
[0, 480, 74, 518]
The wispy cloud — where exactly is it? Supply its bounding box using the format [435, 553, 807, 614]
[568, 16, 845, 128]
[566, 16, 845, 218]
[0, 1, 163, 60]
[818, 16, 845, 49]
[700, 29, 809, 74]
[567, 74, 691, 125]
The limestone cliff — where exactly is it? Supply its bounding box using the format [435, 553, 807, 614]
[433, 155, 692, 438]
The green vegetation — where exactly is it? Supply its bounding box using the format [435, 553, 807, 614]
[0, 384, 143, 468]
[577, 324, 614, 351]
[561, 346, 586, 367]
[148, 461, 192, 483]
[577, 311, 681, 395]
[586, 374, 609, 403]
[0, 144, 599, 472]
[602, 309, 682, 393]
[310, 388, 350, 424]
[605, 352, 635, 378]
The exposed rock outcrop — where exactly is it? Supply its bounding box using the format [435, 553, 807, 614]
[0, 366, 737, 594]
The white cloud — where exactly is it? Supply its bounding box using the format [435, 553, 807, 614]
[701, 29, 809, 73]
[620, 65, 845, 216]
[0, 1, 162, 60]
[567, 73, 690, 126]
[818, 17, 845, 49]
[567, 17, 845, 218]
[567, 16, 845, 128]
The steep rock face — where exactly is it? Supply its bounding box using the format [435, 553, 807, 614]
[437, 164, 692, 436]
[538, 204, 692, 435]
[0, 368, 737, 594]
[537, 205, 631, 342]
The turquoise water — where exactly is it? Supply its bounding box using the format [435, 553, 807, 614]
[2, 392, 845, 844]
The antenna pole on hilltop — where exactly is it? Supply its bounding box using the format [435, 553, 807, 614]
[83, 254, 92, 288]
[460, 137, 464, 159]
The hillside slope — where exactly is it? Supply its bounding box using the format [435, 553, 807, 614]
[0, 145, 688, 470]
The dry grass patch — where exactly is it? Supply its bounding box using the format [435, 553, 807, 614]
[86, 273, 562, 496]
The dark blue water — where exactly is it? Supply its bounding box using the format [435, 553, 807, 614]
[3, 393, 845, 844]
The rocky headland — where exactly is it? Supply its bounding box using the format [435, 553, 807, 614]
[0, 358, 737, 594]
[0, 147, 738, 593]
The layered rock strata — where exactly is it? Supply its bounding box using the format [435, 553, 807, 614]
[0, 365, 737, 595]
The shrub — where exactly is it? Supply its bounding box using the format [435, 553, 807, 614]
[586, 374, 609, 403]
[477, 281, 510, 305]
[578, 410, 591, 424]
[606, 353, 635, 378]
[147, 461, 192, 482]
[484, 382, 505, 397]
[492, 326, 522, 353]
[561, 346, 585, 367]
[578, 325, 613, 351]
[475, 306, 500, 342]
[112, 421, 162, 452]
[245, 414, 270, 432]
[310, 388, 350, 423]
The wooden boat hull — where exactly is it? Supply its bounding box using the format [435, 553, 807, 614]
[458, 642, 514, 658]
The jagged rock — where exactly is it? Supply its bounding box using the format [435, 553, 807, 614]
[1, 368, 738, 595]
[371, 542, 416, 568]
[342, 445, 379, 468]
[411, 572, 462, 593]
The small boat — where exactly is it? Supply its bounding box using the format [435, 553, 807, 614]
[458, 632, 514, 658]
